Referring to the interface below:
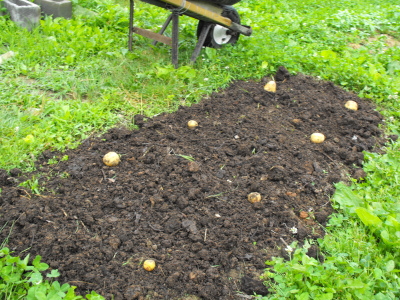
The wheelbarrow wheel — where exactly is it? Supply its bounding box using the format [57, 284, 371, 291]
[196, 5, 241, 49]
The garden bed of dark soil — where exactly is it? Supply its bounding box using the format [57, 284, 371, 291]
[0, 67, 389, 299]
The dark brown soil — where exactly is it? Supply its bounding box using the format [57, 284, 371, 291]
[0, 67, 387, 299]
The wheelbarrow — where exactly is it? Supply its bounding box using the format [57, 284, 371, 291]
[128, 0, 252, 68]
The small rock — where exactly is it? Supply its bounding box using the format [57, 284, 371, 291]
[188, 161, 200, 172]
[299, 211, 308, 219]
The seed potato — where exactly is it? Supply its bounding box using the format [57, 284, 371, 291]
[188, 120, 198, 130]
[248, 192, 261, 204]
[103, 152, 121, 167]
[264, 81, 276, 93]
[310, 133, 325, 144]
[143, 259, 156, 272]
[345, 100, 358, 111]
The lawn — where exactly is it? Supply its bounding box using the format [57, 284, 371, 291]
[0, 0, 399, 298]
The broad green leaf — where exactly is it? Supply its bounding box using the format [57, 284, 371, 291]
[345, 279, 364, 289]
[47, 269, 60, 278]
[32, 255, 42, 266]
[34, 290, 47, 300]
[374, 292, 392, 300]
[156, 66, 173, 78]
[18, 254, 30, 270]
[374, 268, 383, 279]
[332, 183, 363, 214]
[355, 207, 382, 228]
[380, 230, 399, 246]
[261, 61, 269, 69]
[321, 50, 337, 60]
[85, 291, 105, 300]
[65, 286, 84, 300]
[386, 216, 400, 230]
[205, 47, 217, 60]
[387, 61, 400, 75]
[6, 256, 20, 264]
[60, 283, 72, 292]
[0, 248, 10, 256]
[28, 272, 43, 285]
[51, 280, 61, 290]
[292, 264, 307, 273]
[315, 293, 333, 300]
[386, 260, 395, 272]
[36, 263, 49, 272]
[295, 292, 309, 300]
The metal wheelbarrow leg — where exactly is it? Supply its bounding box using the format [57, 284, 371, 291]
[128, 0, 252, 68]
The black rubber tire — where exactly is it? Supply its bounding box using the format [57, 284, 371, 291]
[196, 5, 241, 49]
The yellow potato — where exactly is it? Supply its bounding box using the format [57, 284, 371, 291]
[143, 259, 156, 272]
[264, 81, 276, 93]
[248, 192, 261, 204]
[310, 133, 325, 144]
[345, 100, 358, 111]
[103, 152, 121, 167]
[188, 120, 198, 130]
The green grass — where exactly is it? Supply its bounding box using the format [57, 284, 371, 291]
[1, 0, 400, 298]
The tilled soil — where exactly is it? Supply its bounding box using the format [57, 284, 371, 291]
[0, 67, 388, 299]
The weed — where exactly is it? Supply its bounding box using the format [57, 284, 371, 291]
[0, 247, 105, 299]
[175, 154, 195, 162]
[19, 175, 42, 195]
[60, 172, 70, 179]
[47, 156, 58, 165]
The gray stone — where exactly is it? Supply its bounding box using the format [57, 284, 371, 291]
[33, 0, 72, 19]
[1, 0, 41, 31]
